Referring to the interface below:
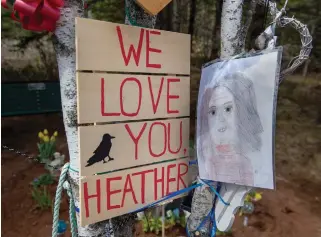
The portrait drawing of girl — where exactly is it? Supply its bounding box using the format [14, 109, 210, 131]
[197, 72, 264, 187]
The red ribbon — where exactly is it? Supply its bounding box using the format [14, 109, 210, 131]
[1, 0, 63, 32]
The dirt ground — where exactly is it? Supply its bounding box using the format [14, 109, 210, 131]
[2, 77, 321, 237]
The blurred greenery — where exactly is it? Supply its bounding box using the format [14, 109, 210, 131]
[1, 10, 34, 39]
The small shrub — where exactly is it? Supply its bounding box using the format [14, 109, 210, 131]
[31, 173, 55, 188]
[31, 186, 52, 210]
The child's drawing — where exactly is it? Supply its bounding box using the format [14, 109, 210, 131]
[197, 49, 281, 189]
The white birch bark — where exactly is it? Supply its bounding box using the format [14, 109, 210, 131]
[187, 1, 246, 236]
[220, 0, 244, 58]
[54, 1, 110, 236]
[53, 0, 156, 236]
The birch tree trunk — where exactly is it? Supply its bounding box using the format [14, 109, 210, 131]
[187, 0, 246, 235]
[53, 0, 156, 236]
[53, 1, 107, 236]
[220, 0, 244, 58]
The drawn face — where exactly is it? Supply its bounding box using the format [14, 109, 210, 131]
[207, 86, 237, 154]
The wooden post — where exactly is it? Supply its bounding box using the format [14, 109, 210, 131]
[162, 205, 165, 237]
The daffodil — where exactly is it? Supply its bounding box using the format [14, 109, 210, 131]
[53, 131, 58, 137]
[43, 135, 50, 142]
[254, 192, 262, 201]
[44, 129, 48, 135]
[38, 132, 44, 139]
[50, 136, 56, 142]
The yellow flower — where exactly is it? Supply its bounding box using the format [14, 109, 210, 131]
[44, 129, 48, 135]
[53, 131, 58, 137]
[43, 136, 49, 142]
[38, 132, 44, 139]
[254, 192, 262, 201]
[50, 136, 56, 142]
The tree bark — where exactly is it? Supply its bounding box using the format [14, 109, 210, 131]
[210, 0, 223, 59]
[54, 1, 111, 236]
[53, 0, 156, 236]
[188, 0, 196, 52]
[165, 1, 173, 31]
[172, 0, 180, 32]
[220, 0, 244, 58]
[187, 0, 245, 236]
[239, 0, 257, 52]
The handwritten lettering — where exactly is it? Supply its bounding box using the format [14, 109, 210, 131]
[83, 161, 189, 219]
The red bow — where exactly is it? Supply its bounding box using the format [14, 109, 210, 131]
[1, 0, 63, 32]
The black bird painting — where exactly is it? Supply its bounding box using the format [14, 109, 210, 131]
[85, 133, 115, 167]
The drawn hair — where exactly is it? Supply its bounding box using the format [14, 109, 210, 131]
[198, 72, 264, 164]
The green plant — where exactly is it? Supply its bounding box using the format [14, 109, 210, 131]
[142, 213, 150, 232]
[31, 173, 55, 188]
[149, 216, 163, 235]
[141, 208, 188, 234]
[165, 211, 175, 229]
[216, 230, 233, 236]
[178, 212, 186, 228]
[141, 212, 163, 234]
[31, 186, 52, 210]
[37, 129, 58, 163]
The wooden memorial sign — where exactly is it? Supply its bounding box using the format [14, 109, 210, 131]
[76, 18, 191, 226]
[135, 0, 173, 16]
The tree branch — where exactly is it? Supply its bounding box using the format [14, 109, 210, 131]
[239, 0, 257, 51]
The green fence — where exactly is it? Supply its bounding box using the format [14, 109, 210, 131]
[1, 81, 62, 116]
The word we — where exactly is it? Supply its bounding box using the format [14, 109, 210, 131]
[116, 26, 162, 69]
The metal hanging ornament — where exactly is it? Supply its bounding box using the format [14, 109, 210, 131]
[256, 0, 313, 82]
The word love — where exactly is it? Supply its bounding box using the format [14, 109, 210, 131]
[101, 76, 184, 117]
[81, 159, 190, 224]
[77, 74, 190, 123]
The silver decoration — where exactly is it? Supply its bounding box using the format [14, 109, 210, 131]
[258, 0, 313, 81]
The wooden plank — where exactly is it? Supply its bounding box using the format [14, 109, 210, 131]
[79, 118, 190, 176]
[80, 158, 192, 226]
[77, 73, 190, 123]
[75, 18, 190, 74]
[136, 0, 173, 16]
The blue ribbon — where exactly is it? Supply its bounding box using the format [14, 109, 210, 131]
[130, 183, 203, 214]
[189, 160, 198, 165]
[201, 179, 229, 206]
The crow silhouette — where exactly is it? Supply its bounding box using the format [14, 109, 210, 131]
[85, 133, 115, 167]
